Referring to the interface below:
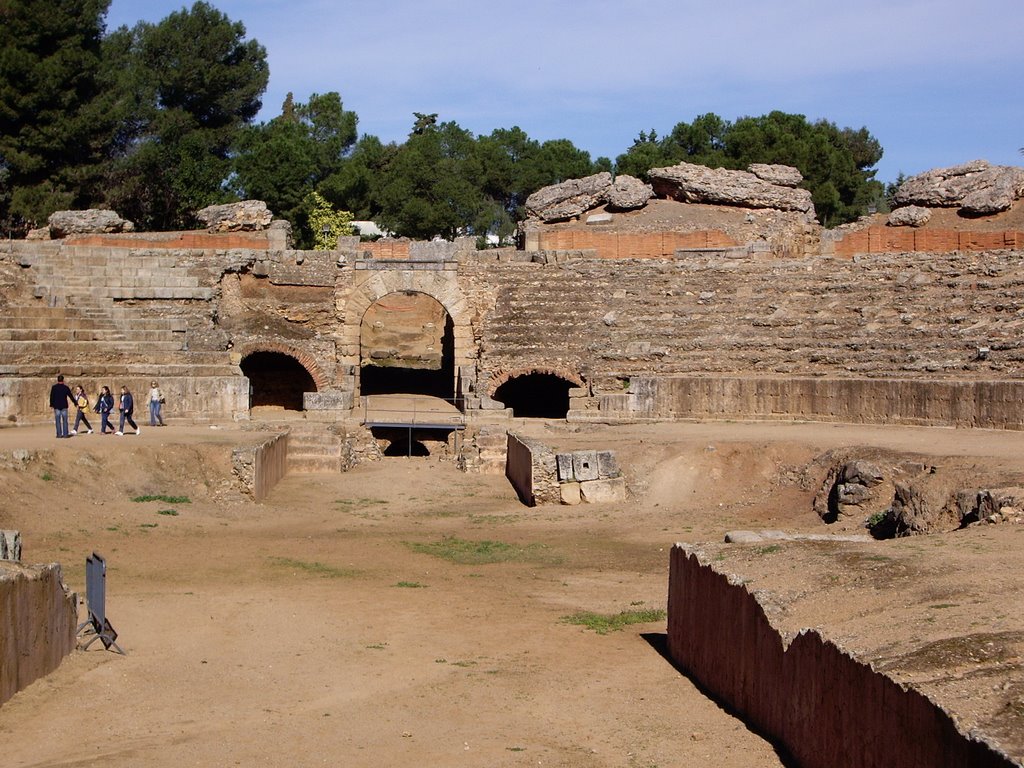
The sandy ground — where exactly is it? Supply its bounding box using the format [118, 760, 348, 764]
[1, 417, 1023, 766]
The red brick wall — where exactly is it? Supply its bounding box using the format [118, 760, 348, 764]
[65, 232, 270, 249]
[835, 228, 1023, 257]
[362, 240, 412, 259]
[537, 230, 737, 259]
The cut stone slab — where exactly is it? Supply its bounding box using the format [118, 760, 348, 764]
[560, 482, 582, 505]
[580, 477, 626, 503]
[556, 453, 575, 482]
[573, 451, 599, 482]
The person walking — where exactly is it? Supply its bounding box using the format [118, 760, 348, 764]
[117, 385, 140, 436]
[49, 374, 74, 438]
[69, 385, 93, 435]
[95, 386, 117, 434]
[148, 380, 166, 426]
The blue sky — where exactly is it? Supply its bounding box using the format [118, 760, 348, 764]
[105, 0, 1024, 184]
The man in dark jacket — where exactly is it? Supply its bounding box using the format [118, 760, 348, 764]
[49, 374, 73, 438]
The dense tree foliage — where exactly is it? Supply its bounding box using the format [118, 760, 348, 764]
[0, 0, 115, 230]
[0, 1, 888, 238]
[232, 91, 357, 244]
[615, 111, 883, 225]
[100, 1, 268, 230]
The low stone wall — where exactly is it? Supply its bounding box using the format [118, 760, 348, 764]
[505, 433, 559, 506]
[232, 431, 288, 501]
[579, 376, 1024, 430]
[666, 545, 1016, 768]
[0, 562, 78, 707]
[0, 376, 251, 426]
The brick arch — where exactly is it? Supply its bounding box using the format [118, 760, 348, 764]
[488, 366, 585, 397]
[237, 342, 328, 390]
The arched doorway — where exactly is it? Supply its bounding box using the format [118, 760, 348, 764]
[493, 372, 575, 418]
[240, 351, 317, 411]
[359, 291, 455, 399]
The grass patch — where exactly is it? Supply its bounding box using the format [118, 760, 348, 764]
[40, 471, 53, 481]
[139, 523, 158, 529]
[334, 497, 387, 508]
[133, 494, 191, 504]
[393, 581, 426, 588]
[753, 544, 782, 555]
[406, 536, 558, 565]
[157, 509, 179, 516]
[560, 608, 667, 634]
[269, 557, 359, 579]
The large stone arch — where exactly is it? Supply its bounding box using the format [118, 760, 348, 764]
[340, 270, 474, 398]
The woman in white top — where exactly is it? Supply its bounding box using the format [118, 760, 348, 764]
[148, 381, 166, 426]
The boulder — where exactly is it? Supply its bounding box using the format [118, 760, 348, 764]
[525, 172, 613, 222]
[48, 209, 134, 238]
[748, 163, 803, 187]
[887, 205, 932, 227]
[197, 200, 273, 232]
[893, 160, 1024, 215]
[606, 174, 653, 209]
[647, 162, 814, 213]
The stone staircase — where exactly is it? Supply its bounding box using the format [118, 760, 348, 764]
[478, 253, 1024, 382]
[286, 423, 345, 473]
[1, 242, 244, 422]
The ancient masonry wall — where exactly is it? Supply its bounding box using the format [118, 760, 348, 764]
[666, 545, 1017, 768]
[463, 248, 1024, 425]
[231, 431, 289, 501]
[505, 433, 559, 506]
[0, 563, 78, 707]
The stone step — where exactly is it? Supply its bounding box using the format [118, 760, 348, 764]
[287, 455, 342, 473]
[0, 328, 183, 342]
[0, 339, 185, 356]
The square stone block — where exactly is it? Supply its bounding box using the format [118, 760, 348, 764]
[560, 482, 581, 506]
[580, 477, 626, 503]
[573, 451, 599, 482]
[556, 453, 574, 481]
[597, 451, 620, 479]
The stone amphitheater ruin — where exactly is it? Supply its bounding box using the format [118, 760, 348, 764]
[3, 159, 1024, 766]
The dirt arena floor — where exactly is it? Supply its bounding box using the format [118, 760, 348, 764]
[1, 417, 1022, 767]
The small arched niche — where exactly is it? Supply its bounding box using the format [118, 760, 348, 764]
[240, 351, 317, 411]
[493, 372, 576, 419]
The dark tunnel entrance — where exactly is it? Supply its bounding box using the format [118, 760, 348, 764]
[240, 351, 317, 411]
[493, 373, 575, 419]
[359, 292, 456, 400]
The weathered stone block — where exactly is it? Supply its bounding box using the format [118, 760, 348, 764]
[580, 477, 626, 503]
[303, 390, 353, 411]
[560, 482, 582, 505]
[556, 453, 574, 481]
[0, 530, 21, 561]
[597, 451, 620, 478]
[573, 451, 599, 482]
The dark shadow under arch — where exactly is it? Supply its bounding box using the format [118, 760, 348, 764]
[359, 292, 455, 399]
[493, 372, 574, 418]
[241, 351, 317, 410]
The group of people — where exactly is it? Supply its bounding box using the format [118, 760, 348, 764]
[48, 375, 167, 438]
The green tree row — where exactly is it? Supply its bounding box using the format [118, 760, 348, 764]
[616, 112, 885, 226]
[0, 0, 886, 243]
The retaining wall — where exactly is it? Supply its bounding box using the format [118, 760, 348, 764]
[580, 375, 1024, 429]
[0, 563, 78, 707]
[231, 431, 288, 501]
[505, 432, 559, 506]
[666, 545, 1017, 768]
